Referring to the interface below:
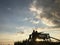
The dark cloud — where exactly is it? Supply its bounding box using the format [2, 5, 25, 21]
[30, 0, 60, 27]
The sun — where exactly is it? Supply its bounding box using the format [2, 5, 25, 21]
[35, 38, 43, 42]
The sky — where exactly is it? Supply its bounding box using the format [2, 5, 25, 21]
[0, 0, 60, 42]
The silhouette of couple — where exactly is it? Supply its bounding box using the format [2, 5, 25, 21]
[29, 30, 38, 41]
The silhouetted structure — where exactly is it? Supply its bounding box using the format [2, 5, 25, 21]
[28, 30, 51, 42]
[14, 30, 60, 45]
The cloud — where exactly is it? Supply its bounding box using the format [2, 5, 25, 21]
[30, 20, 40, 24]
[23, 17, 29, 21]
[16, 26, 33, 34]
[37, 27, 60, 32]
[23, 17, 40, 24]
[8, 8, 11, 10]
[16, 26, 25, 30]
[29, 0, 60, 27]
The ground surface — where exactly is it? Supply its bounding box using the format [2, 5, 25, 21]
[14, 40, 60, 45]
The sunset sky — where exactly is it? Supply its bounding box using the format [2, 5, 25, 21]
[0, 0, 60, 41]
